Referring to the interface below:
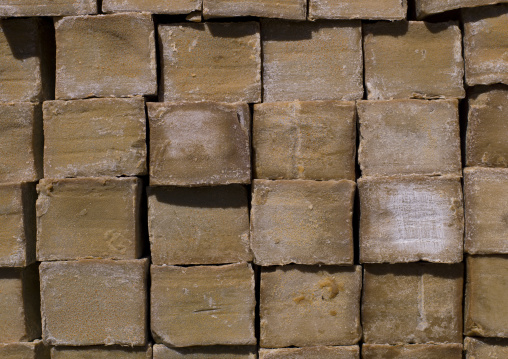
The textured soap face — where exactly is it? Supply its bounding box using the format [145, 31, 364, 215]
[36, 177, 141, 261]
[153, 345, 256, 359]
[51, 346, 152, 359]
[148, 185, 251, 265]
[309, 0, 407, 20]
[262, 20, 363, 102]
[148, 102, 250, 186]
[203, 0, 306, 19]
[415, 0, 508, 19]
[465, 255, 508, 338]
[259, 346, 360, 359]
[362, 344, 463, 358]
[253, 101, 356, 181]
[0, 0, 96, 16]
[251, 179, 355, 266]
[464, 337, 508, 358]
[40, 259, 148, 346]
[103, 0, 201, 13]
[260, 265, 362, 348]
[43, 97, 147, 178]
[364, 21, 464, 100]
[159, 22, 261, 103]
[0, 266, 41, 343]
[358, 175, 464, 263]
[466, 87, 508, 167]
[0, 341, 49, 359]
[362, 263, 463, 344]
[55, 13, 156, 100]
[0, 103, 43, 183]
[151, 263, 256, 347]
[358, 100, 461, 177]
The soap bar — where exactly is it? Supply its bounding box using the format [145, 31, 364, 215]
[203, 0, 306, 19]
[358, 175, 464, 263]
[158, 22, 261, 103]
[362, 263, 463, 344]
[148, 185, 251, 265]
[55, 13, 156, 100]
[51, 346, 152, 359]
[0, 341, 49, 359]
[415, 0, 508, 19]
[251, 179, 355, 266]
[0, 0, 96, 16]
[464, 337, 508, 358]
[358, 99, 461, 177]
[259, 346, 360, 359]
[0, 183, 36, 267]
[36, 177, 141, 261]
[103, 0, 201, 14]
[465, 255, 508, 338]
[253, 101, 356, 181]
[262, 20, 363, 102]
[309, 0, 407, 20]
[43, 97, 147, 178]
[40, 259, 148, 346]
[153, 345, 256, 358]
[362, 344, 463, 358]
[148, 102, 250, 186]
[364, 21, 464, 100]
[151, 263, 256, 347]
[260, 265, 362, 348]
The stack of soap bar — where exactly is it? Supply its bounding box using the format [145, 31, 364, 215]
[308, 0, 407, 20]
[203, 0, 307, 19]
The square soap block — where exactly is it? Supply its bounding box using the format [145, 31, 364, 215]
[153, 345, 256, 358]
[309, 0, 407, 20]
[203, 0, 306, 19]
[259, 346, 360, 359]
[415, 0, 507, 19]
[103, 0, 201, 14]
[0, 0, 96, 16]
[362, 344, 463, 358]
[51, 346, 152, 359]
[0, 341, 49, 359]
[464, 337, 508, 358]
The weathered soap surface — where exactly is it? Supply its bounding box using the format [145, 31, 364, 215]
[0, 103, 43, 183]
[465, 255, 508, 338]
[464, 337, 508, 358]
[40, 259, 148, 346]
[36, 177, 141, 261]
[158, 22, 261, 103]
[153, 345, 256, 358]
[262, 20, 363, 102]
[362, 344, 463, 358]
[148, 102, 250, 186]
[151, 263, 256, 347]
[203, 0, 306, 19]
[43, 97, 147, 178]
[55, 13, 156, 100]
[260, 265, 362, 348]
[0, 341, 49, 359]
[466, 86, 508, 167]
[358, 99, 461, 177]
[362, 263, 463, 344]
[253, 101, 356, 181]
[148, 185, 251, 265]
[364, 21, 464, 100]
[251, 179, 355, 266]
[51, 346, 152, 359]
[415, 0, 508, 19]
[259, 346, 360, 359]
[0, 0, 96, 16]
[309, 0, 407, 20]
[103, 0, 201, 14]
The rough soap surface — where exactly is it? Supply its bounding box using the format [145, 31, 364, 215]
[259, 346, 360, 359]
[103, 0, 201, 14]
[0, 341, 49, 359]
[0, 0, 96, 16]
[415, 0, 508, 18]
[153, 345, 256, 358]
[203, 0, 306, 19]
[51, 346, 152, 359]
[464, 337, 508, 358]
[362, 344, 463, 358]
[309, 0, 407, 20]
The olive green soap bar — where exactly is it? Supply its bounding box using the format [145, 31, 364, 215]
[415, 0, 508, 19]
[259, 346, 359, 359]
[0, 341, 49, 359]
[203, 0, 306, 19]
[153, 345, 256, 358]
[103, 0, 201, 14]
[362, 344, 463, 358]
[51, 346, 152, 359]
[464, 337, 508, 358]
[0, 0, 96, 16]
[309, 0, 407, 20]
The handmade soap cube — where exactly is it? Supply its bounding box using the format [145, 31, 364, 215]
[103, 0, 201, 14]
[203, 0, 306, 19]
[363, 263, 463, 344]
[309, 0, 407, 20]
[40, 259, 148, 346]
[148, 185, 251, 265]
[0, 183, 36, 267]
[362, 344, 463, 358]
[153, 345, 256, 358]
[260, 265, 362, 348]
[364, 21, 464, 100]
[464, 337, 508, 358]
[262, 20, 363, 102]
[251, 179, 355, 266]
[358, 175, 464, 263]
[51, 346, 152, 359]
[151, 263, 256, 347]
[259, 346, 360, 359]
[415, 0, 508, 19]
[55, 13, 156, 100]
[0, 0, 96, 16]
[465, 255, 508, 338]
[43, 97, 147, 178]
[36, 177, 141, 261]
[0, 265, 41, 342]
[358, 99, 461, 177]
[159, 22, 260, 103]
[0, 103, 43, 183]
[148, 102, 250, 186]
[253, 101, 356, 181]
[0, 341, 49, 359]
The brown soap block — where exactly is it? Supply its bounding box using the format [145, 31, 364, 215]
[148, 102, 250, 186]
[465, 255, 508, 337]
[362, 344, 463, 358]
[43, 97, 147, 178]
[36, 177, 141, 261]
[0, 0, 96, 16]
[358, 99, 461, 177]
[415, 0, 508, 19]
[358, 175, 464, 264]
[0, 183, 36, 267]
[103, 0, 201, 14]
[259, 346, 360, 359]
[363, 263, 463, 344]
[260, 265, 362, 348]
[0, 265, 41, 342]
[262, 20, 363, 102]
[148, 185, 251, 265]
[464, 337, 508, 358]
[40, 259, 148, 346]
[51, 346, 152, 359]
[0, 341, 49, 359]
[158, 22, 261, 103]
[151, 263, 256, 347]
[203, 0, 306, 19]
[153, 344, 256, 358]
[466, 86, 508, 167]
[309, 0, 407, 20]
[364, 21, 464, 100]
[251, 179, 355, 266]
[253, 101, 356, 181]
[0, 103, 43, 183]
[55, 13, 156, 100]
